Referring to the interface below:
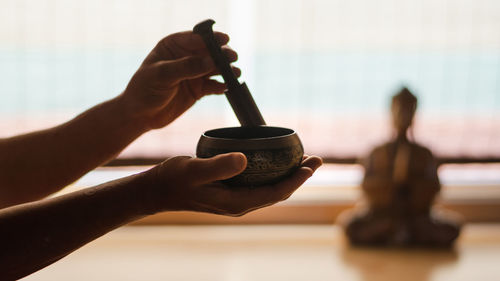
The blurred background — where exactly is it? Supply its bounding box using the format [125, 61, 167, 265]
[3, 1, 500, 280]
[1, 0, 499, 160]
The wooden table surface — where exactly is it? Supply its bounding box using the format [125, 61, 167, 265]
[24, 224, 500, 281]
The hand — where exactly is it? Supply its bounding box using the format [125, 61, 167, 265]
[144, 153, 323, 216]
[119, 31, 240, 130]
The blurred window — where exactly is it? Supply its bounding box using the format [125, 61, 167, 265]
[1, 0, 499, 160]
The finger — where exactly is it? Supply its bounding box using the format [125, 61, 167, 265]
[207, 66, 241, 78]
[229, 164, 314, 210]
[260, 157, 323, 203]
[273, 166, 314, 195]
[201, 68, 242, 94]
[301, 156, 323, 172]
[270, 156, 323, 201]
[144, 32, 231, 65]
[188, 153, 247, 185]
[163, 31, 230, 52]
[155, 56, 215, 84]
[233, 66, 242, 77]
[200, 47, 238, 68]
[221, 46, 238, 62]
[186, 45, 237, 60]
[201, 79, 227, 94]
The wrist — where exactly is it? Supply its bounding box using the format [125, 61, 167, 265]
[116, 170, 163, 217]
[133, 166, 180, 215]
[111, 93, 152, 135]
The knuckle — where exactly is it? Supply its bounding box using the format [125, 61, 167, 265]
[154, 35, 174, 56]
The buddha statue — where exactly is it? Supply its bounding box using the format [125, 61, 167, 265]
[338, 87, 461, 247]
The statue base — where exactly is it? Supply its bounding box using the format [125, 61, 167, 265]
[338, 206, 462, 248]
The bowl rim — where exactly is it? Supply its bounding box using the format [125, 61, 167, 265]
[201, 125, 296, 141]
[197, 126, 302, 150]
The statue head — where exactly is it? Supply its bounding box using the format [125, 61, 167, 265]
[391, 87, 417, 138]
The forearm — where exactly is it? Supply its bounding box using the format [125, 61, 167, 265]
[0, 95, 148, 207]
[0, 153, 321, 279]
[0, 170, 154, 280]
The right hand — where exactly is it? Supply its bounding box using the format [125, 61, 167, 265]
[118, 31, 240, 131]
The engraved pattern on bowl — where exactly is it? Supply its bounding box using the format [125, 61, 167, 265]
[196, 126, 304, 186]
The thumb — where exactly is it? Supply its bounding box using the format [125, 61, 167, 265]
[188, 153, 247, 185]
[155, 56, 214, 84]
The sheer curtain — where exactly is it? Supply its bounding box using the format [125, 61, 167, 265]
[1, 0, 499, 159]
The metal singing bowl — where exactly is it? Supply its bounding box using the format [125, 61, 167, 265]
[196, 126, 304, 187]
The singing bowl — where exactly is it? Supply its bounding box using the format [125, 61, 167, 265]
[196, 126, 304, 186]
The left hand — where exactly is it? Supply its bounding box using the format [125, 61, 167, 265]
[142, 153, 323, 216]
